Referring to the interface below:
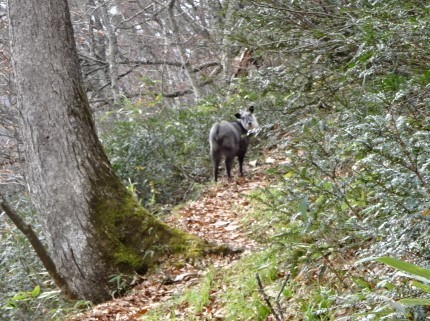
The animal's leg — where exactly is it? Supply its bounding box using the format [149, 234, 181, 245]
[238, 154, 245, 176]
[225, 156, 235, 180]
[212, 153, 221, 182]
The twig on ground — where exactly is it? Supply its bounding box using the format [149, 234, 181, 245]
[275, 273, 290, 319]
[256, 272, 283, 321]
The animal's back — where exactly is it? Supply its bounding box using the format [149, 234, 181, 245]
[209, 121, 240, 155]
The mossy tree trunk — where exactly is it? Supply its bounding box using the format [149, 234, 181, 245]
[8, 0, 208, 303]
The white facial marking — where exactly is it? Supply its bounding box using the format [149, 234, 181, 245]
[240, 112, 259, 131]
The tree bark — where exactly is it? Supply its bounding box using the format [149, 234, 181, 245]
[7, 0, 209, 303]
[100, 1, 121, 105]
[220, 0, 237, 83]
[167, 0, 203, 101]
[84, 0, 110, 101]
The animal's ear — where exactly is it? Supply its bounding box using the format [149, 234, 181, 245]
[249, 105, 254, 113]
[235, 113, 241, 119]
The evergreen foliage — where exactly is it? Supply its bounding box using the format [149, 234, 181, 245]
[102, 102, 230, 206]
[2, 0, 430, 319]
[229, 1, 430, 318]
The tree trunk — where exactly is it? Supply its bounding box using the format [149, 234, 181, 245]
[167, 0, 203, 101]
[7, 0, 210, 303]
[220, 0, 239, 84]
[85, 0, 110, 102]
[100, 1, 121, 105]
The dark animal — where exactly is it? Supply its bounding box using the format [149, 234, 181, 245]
[209, 106, 259, 182]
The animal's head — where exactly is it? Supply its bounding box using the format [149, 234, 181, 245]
[235, 106, 259, 131]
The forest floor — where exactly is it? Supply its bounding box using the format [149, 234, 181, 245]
[69, 163, 274, 321]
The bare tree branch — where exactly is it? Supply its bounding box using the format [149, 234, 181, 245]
[0, 195, 76, 299]
[256, 272, 283, 321]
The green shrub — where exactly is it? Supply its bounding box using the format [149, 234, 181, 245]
[102, 99, 263, 207]
[0, 197, 75, 321]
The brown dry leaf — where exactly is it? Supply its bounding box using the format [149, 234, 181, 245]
[68, 159, 281, 321]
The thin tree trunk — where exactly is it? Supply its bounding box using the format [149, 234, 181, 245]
[100, 1, 121, 105]
[220, 0, 237, 83]
[167, 0, 202, 101]
[0, 195, 75, 299]
[85, 0, 110, 101]
[7, 0, 210, 303]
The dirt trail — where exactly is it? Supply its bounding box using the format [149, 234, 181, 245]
[70, 169, 270, 321]
[165, 173, 269, 252]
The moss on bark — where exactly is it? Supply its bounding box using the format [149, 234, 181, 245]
[90, 184, 212, 275]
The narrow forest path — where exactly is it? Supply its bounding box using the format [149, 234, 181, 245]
[70, 166, 272, 321]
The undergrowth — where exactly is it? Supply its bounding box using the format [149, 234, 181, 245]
[0, 197, 83, 321]
[140, 156, 430, 320]
[142, 247, 280, 321]
[3, 2, 430, 319]
[100, 96, 268, 209]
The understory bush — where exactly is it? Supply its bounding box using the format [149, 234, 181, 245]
[3, 1, 430, 320]
[101, 97, 269, 207]
[232, 1, 430, 318]
[0, 197, 75, 321]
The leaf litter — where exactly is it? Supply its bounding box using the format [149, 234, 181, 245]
[69, 165, 271, 321]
